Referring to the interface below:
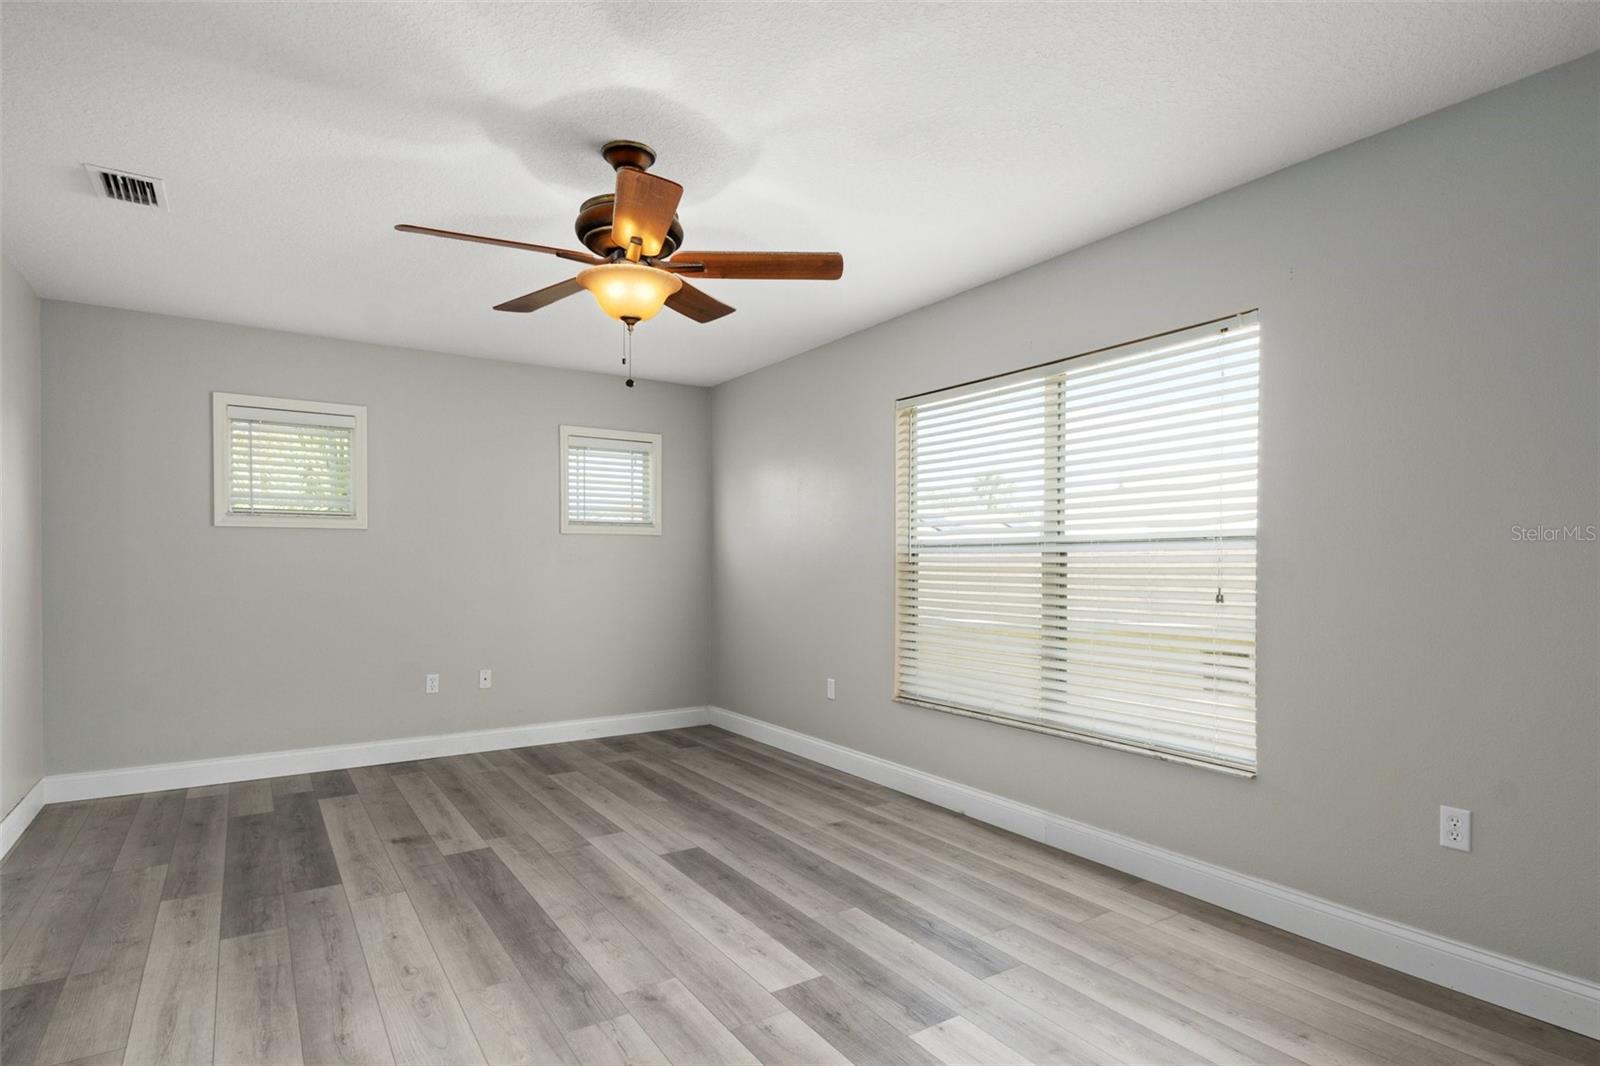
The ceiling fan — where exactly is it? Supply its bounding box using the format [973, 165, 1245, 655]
[396, 140, 844, 331]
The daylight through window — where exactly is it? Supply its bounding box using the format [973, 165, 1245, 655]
[894, 313, 1259, 774]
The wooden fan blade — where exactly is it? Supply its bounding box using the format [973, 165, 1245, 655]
[494, 277, 583, 313]
[663, 251, 843, 280]
[396, 224, 601, 265]
[665, 280, 735, 323]
[611, 169, 682, 258]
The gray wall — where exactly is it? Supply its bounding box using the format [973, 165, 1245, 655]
[2, 257, 45, 814]
[43, 303, 712, 773]
[711, 55, 1600, 979]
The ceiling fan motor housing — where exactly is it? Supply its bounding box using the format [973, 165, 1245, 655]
[575, 193, 684, 259]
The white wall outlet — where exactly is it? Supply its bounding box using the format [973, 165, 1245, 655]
[826, 677, 836, 700]
[1440, 806, 1471, 851]
[479, 669, 492, 690]
[425, 673, 440, 695]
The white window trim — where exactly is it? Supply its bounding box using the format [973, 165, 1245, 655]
[212, 392, 368, 529]
[559, 425, 663, 536]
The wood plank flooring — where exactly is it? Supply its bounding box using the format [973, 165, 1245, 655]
[2, 726, 1595, 1066]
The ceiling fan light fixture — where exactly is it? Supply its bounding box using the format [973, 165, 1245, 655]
[576, 261, 682, 324]
[397, 141, 841, 334]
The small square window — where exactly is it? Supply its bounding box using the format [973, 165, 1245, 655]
[560, 425, 661, 535]
[213, 392, 367, 528]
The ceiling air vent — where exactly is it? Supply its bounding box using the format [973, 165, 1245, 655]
[84, 165, 167, 209]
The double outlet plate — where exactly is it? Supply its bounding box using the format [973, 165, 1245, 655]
[1440, 806, 1472, 851]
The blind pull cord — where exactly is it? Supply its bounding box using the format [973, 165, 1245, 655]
[1213, 314, 1237, 610]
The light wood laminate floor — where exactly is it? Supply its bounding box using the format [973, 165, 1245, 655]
[2, 726, 1594, 1066]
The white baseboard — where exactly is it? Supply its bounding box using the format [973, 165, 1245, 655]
[707, 706, 1600, 1039]
[38, 706, 712, 806]
[0, 777, 46, 858]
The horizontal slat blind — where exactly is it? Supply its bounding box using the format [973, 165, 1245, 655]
[566, 435, 655, 526]
[226, 405, 356, 517]
[895, 313, 1259, 774]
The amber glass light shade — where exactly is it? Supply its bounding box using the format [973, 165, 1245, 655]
[576, 261, 683, 323]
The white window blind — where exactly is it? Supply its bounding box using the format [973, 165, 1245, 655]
[561, 426, 662, 534]
[895, 313, 1259, 774]
[213, 393, 367, 528]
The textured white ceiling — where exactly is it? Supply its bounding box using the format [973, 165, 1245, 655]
[3, 4, 1597, 385]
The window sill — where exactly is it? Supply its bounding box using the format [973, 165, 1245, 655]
[558, 524, 661, 536]
[893, 696, 1257, 779]
[215, 513, 367, 529]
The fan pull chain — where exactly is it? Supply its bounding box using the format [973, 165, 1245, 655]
[623, 321, 636, 388]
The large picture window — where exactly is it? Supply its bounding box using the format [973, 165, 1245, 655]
[894, 313, 1259, 774]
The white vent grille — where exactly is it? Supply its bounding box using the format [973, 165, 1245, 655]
[84, 165, 167, 209]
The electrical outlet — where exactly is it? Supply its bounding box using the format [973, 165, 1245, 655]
[425, 673, 440, 695]
[826, 678, 836, 700]
[1439, 806, 1471, 852]
[479, 669, 492, 690]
